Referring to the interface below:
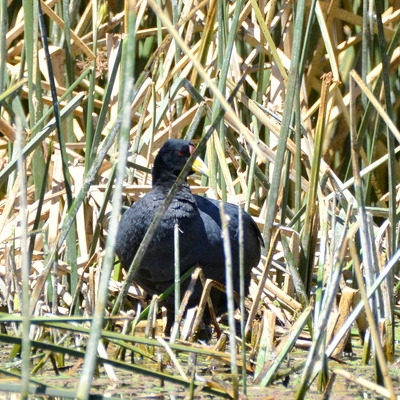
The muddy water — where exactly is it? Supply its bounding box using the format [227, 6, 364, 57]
[0, 339, 399, 399]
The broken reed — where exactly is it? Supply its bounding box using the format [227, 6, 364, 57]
[0, 0, 399, 399]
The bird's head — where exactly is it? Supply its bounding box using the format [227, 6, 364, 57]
[152, 139, 208, 186]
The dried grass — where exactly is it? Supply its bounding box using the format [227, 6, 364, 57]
[0, 0, 399, 398]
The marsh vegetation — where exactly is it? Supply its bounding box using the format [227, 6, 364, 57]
[0, 0, 400, 398]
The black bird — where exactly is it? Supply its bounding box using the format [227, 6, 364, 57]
[116, 139, 263, 331]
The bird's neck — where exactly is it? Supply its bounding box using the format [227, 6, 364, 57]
[152, 171, 189, 191]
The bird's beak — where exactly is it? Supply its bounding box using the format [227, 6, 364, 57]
[191, 156, 209, 177]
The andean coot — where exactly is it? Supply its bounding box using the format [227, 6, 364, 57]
[115, 139, 263, 330]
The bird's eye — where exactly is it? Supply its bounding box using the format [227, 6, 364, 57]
[177, 151, 185, 156]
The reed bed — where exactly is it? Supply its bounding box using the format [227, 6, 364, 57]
[0, 0, 399, 399]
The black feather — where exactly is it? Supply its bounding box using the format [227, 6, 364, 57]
[115, 139, 263, 330]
